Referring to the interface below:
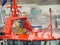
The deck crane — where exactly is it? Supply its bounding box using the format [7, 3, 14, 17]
[0, 0, 60, 45]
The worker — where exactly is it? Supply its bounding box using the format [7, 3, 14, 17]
[15, 19, 26, 34]
[15, 22, 20, 34]
[19, 19, 26, 34]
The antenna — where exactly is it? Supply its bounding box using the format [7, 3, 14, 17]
[8, 0, 21, 17]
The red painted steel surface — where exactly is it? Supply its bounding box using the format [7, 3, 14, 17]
[0, 31, 60, 41]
